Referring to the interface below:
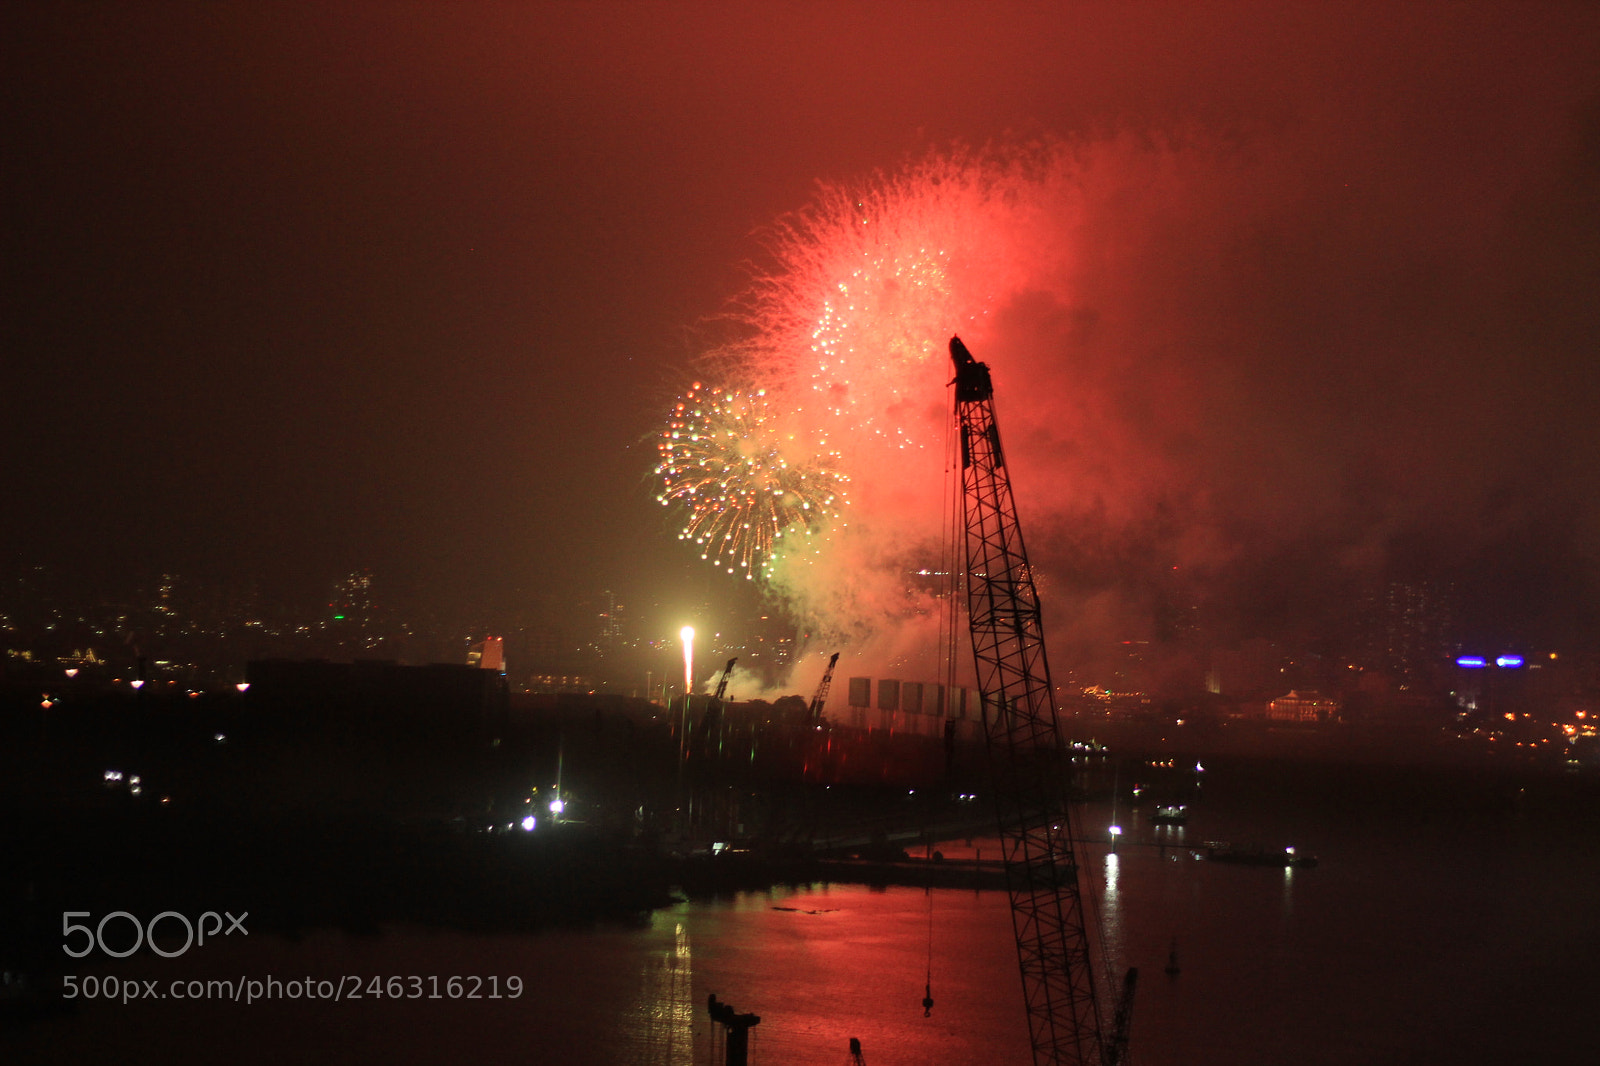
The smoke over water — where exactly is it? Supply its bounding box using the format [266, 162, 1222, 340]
[663, 130, 1600, 688]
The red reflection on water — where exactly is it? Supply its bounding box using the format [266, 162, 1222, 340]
[642, 884, 1031, 1066]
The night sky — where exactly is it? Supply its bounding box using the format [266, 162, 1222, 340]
[6, 2, 1600, 653]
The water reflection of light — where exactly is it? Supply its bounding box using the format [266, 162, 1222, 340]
[637, 919, 695, 1064]
[1100, 852, 1125, 955]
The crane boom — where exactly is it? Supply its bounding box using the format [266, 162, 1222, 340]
[809, 652, 841, 725]
[713, 657, 738, 702]
[950, 336, 1105, 1066]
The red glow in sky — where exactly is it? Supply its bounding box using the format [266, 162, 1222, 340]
[6, 1, 1600, 653]
[680, 111, 1600, 677]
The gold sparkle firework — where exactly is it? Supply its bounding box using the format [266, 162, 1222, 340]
[656, 383, 845, 578]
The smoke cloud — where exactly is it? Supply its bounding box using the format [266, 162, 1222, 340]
[667, 114, 1600, 686]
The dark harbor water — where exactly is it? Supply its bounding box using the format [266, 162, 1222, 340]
[8, 759, 1599, 1065]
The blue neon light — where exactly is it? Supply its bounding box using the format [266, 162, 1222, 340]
[1456, 656, 1487, 668]
[1495, 655, 1524, 669]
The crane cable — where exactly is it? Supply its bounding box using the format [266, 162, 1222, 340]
[923, 876, 935, 1016]
[941, 377, 964, 719]
[921, 377, 963, 1022]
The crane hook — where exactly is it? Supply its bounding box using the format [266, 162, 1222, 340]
[922, 981, 934, 1017]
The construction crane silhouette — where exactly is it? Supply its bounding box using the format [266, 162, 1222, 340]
[809, 652, 840, 725]
[714, 657, 738, 703]
[949, 336, 1136, 1066]
[695, 656, 739, 753]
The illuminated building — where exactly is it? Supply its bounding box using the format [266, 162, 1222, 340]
[329, 568, 375, 628]
[468, 636, 505, 673]
[154, 572, 179, 629]
[596, 590, 623, 658]
[1267, 689, 1340, 723]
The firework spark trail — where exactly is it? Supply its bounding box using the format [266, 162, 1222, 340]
[735, 148, 1076, 455]
[656, 382, 846, 580]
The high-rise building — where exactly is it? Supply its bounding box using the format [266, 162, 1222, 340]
[468, 635, 505, 673]
[1359, 579, 1455, 682]
[596, 589, 623, 658]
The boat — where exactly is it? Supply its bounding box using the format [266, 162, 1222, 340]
[1199, 841, 1318, 868]
[1150, 803, 1188, 825]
